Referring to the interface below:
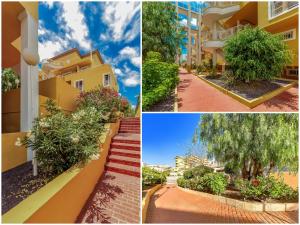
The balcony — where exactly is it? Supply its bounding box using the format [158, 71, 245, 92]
[269, 1, 298, 19]
[203, 2, 240, 24]
[202, 24, 247, 50]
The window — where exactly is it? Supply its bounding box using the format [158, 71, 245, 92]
[103, 74, 111, 87]
[279, 29, 296, 41]
[269, 2, 298, 19]
[75, 80, 84, 91]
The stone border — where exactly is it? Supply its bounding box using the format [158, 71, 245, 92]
[2, 121, 120, 223]
[198, 75, 297, 108]
[178, 187, 298, 212]
[142, 184, 162, 223]
[174, 86, 178, 112]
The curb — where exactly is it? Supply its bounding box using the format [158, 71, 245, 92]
[174, 86, 178, 112]
[142, 184, 162, 223]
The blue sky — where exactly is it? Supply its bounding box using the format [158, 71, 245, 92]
[142, 113, 206, 166]
[38, 1, 140, 107]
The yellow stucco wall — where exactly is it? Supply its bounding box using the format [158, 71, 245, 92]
[2, 132, 27, 172]
[20, 2, 38, 22]
[257, 2, 298, 66]
[63, 64, 119, 92]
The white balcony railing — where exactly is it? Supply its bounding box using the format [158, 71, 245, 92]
[269, 1, 298, 19]
[204, 1, 241, 9]
[202, 24, 248, 42]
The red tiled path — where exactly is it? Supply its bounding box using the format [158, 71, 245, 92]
[146, 185, 298, 223]
[177, 69, 298, 112]
[77, 118, 140, 223]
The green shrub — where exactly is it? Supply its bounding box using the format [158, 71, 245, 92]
[142, 167, 166, 189]
[77, 86, 133, 121]
[177, 177, 188, 187]
[224, 27, 292, 82]
[142, 52, 179, 109]
[201, 173, 228, 195]
[2, 68, 20, 92]
[22, 99, 105, 175]
[183, 165, 214, 179]
[235, 176, 298, 201]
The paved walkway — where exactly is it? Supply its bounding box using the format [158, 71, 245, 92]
[146, 185, 298, 223]
[177, 69, 298, 112]
[77, 118, 140, 223]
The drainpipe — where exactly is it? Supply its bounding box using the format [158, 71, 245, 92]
[18, 10, 39, 176]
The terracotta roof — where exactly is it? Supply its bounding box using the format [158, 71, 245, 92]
[50, 48, 104, 64]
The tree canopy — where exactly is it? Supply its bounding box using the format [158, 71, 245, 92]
[142, 2, 184, 62]
[224, 27, 292, 82]
[197, 114, 298, 180]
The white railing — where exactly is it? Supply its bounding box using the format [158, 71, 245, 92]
[202, 24, 248, 41]
[204, 1, 240, 9]
[269, 1, 298, 19]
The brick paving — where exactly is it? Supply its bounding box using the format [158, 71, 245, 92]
[145, 185, 298, 224]
[177, 69, 298, 112]
[77, 118, 140, 223]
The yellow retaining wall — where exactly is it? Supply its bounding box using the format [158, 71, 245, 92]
[2, 121, 120, 223]
[142, 184, 162, 223]
[2, 132, 27, 172]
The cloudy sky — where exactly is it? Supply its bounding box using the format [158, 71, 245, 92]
[38, 1, 140, 106]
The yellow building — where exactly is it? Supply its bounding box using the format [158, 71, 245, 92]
[40, 48, 119, 92]
[175, 155, 210, 171]
[213, 1, 298, 78]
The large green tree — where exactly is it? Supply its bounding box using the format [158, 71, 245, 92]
[142, 2, 184, 62]
[197, 114, 298, 180]
[224, 27, 292, 82]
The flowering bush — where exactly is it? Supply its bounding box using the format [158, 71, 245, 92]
[21, 99, 105, 175]
[2, 68, 20, 92]
[77, 86, 133, 122]
[235, 176, 298, 201]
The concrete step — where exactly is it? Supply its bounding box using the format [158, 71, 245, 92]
[108, 154, 140, 163]
[119, 130, 140, 134]
[113, 133, 140, 142]
[110, 149, 140, 158]
[105, 162, 140, 177]
[111, 143, 140, 151]
[112, 138, 140, 145]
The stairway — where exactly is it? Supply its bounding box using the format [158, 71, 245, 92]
[78, 117, 140, 223]
[105, 117, 140, 177]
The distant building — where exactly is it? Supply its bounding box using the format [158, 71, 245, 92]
[146, 164, 172, 172]
[175, 155, 224, 174]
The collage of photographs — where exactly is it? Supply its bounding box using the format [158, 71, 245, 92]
[0, 0, 299, 224]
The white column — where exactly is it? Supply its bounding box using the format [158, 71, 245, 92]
[18, 10, 39, 171]
[197, 9, 202, 66]
[212, 49, 217, 67]
[212, 21, 217, 40]
[187, 3, 192, 69]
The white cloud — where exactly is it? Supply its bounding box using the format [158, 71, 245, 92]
[42, 1, 54, 9]
[123, 73, 140, 87]
[114, 68, 123, 77]
[60, 2, 91, 50]
[100, 2, 140, 43]
[119, 46, 140, 67]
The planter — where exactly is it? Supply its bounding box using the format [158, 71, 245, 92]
[142, 184, 162, 223]
[2, 121, 120, 223]
[178, 187, 298, 212]
[198, 75, 297, 108]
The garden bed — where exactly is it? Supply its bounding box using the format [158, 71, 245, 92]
[146, 90, 175, 112]
[179, 187, 298, 212]
[199, 75, 296, 108]
[2, 162, 55, 214]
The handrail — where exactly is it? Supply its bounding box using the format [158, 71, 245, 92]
[202, 24, 248, 41]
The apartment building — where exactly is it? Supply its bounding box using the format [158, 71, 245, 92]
[177, 1, 298, 78]
[40, 48, 119, 92]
